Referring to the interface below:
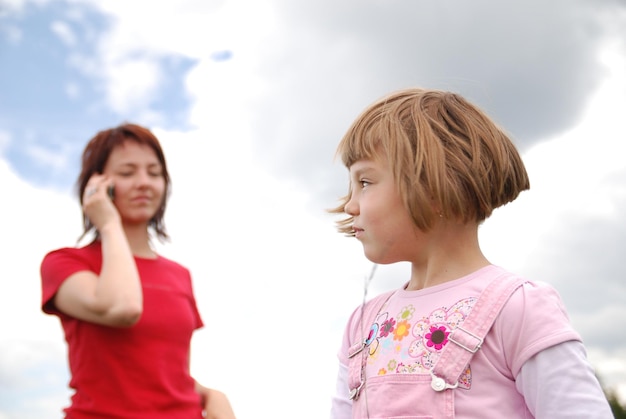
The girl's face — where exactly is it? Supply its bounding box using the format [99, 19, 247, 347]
[103, 141, 165, 226]
[345, 157, 424, 264]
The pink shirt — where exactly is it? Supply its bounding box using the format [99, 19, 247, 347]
[332, 265, 589, 418]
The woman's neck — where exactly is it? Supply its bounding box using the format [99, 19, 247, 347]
[122, 223, 156, 258]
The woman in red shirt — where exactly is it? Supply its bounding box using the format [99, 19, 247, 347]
[41, 123, 235, 419]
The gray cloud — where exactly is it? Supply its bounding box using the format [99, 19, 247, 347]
[524, 170, 626, 350]
[245, 0, 626, 208]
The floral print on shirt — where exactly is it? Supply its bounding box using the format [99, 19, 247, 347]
[366, 297, 477, 389]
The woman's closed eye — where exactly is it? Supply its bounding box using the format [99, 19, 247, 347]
[116, 170, 162, 177]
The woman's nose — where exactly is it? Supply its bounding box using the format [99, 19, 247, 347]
[135, 171, 152, 187]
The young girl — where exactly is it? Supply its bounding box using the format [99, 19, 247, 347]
[40, 124, 236, 419]
[329, 89, 612, 418]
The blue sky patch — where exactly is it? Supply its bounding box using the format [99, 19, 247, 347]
[0, 2, 195, 190]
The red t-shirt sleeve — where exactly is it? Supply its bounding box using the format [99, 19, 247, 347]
[186, 270, 204, 330]
[40, 247, 96, 316]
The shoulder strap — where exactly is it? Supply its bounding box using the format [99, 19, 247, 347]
[430, 273, 528, 391]
[347, 289, 396, 400]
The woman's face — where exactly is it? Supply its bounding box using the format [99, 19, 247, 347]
[103, 140, 166, 226]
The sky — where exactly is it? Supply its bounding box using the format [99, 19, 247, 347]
[1, 0, 625, 417]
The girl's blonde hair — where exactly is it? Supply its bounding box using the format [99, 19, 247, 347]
[331, 88, 530, 235]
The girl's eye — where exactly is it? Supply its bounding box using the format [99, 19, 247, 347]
[149, 172, 162, 177]
[360, 180, 371, 188]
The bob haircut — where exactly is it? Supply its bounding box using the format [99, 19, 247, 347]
[76, 123, 171, 241]
[331, 88, 530, 235]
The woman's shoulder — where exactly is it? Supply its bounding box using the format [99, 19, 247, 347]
[42, 241, 101, 263]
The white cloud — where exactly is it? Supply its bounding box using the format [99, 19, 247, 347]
[588, 347, 626, 404]
[0, 159, 79, 418]
[61, 0, 273, 119]
[23, 143, 72, 173]
[0, 130, 11, 154]
[105, 57, 161, 114]
[50, 20, 77, 47]
[0, 159, 82, 341]
[0, 0, 28, 15]
[65, 81, 80, 99]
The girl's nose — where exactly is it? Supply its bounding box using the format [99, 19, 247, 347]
[344, 194, 359, 216]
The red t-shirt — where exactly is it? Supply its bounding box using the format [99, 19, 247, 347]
[41, 241, 204, 418]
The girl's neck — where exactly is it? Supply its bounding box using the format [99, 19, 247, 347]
[406, 221, 489, 291]
[407, 255, 490, 291]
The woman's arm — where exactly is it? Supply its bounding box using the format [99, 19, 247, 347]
[194, 381, 236, 419]
[54, 176, 143, 327]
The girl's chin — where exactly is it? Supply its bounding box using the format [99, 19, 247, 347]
[363, 249, 399, 265]
[363, 251, 383, 264]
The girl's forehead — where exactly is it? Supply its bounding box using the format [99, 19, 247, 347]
[349, 158, 375, 170]
[349, 156, 388, 175]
